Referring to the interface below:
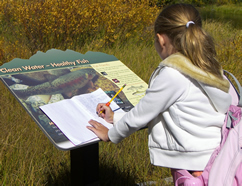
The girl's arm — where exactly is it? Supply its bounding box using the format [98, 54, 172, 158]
[87, 67, 188, 143]
[108, 67, 188, 143]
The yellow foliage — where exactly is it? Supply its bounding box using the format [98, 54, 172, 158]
[0, 0, 159, 54]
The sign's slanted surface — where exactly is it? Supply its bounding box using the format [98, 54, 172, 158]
[0, 49, 147, 150]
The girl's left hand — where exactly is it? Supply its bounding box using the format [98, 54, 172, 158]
[87, 119, 110, 142]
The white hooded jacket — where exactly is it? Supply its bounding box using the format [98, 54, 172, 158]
[108, 53, 231, 170]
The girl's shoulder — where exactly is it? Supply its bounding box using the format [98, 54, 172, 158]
[157, 66, 192, 85]
[150, 66, 192, 97]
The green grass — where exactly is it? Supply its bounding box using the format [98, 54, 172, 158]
[0, 85, 71, 185]
[199, 3, 242, 14]
[0, 5, 242, 186]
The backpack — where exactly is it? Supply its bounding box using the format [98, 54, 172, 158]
[172, 70, 242, 186]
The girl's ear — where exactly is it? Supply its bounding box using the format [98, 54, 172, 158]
[155, 33, 175, 60]
[156, 33, 165, 47]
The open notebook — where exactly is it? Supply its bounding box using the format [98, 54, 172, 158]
[40, 88, 124, 145]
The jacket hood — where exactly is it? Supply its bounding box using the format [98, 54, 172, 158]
[160, 53, 230, 92]
[160, 53, 231, 113]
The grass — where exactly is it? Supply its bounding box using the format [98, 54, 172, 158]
[0, 85, 71, 185]
[199, 3, 242, 14]
[0, 5, 242, 186]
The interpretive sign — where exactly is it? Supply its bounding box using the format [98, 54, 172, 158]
[0, 49, 147, 150]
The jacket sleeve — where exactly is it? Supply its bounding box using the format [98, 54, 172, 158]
[108, 67, 188, 143]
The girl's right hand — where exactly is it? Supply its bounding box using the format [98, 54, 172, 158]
[96, 103, 114, 124]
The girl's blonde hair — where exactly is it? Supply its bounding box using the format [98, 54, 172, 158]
[155, 4, 223, 78]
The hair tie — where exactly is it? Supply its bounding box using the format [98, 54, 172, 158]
[186, 21, 195, 28]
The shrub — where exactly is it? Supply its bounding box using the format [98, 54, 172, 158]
[0, 0, 159, 54]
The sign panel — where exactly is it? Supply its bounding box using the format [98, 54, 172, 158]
[0, 49, 147, 150]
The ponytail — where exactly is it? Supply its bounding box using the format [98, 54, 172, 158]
[155, 4, 223, 79]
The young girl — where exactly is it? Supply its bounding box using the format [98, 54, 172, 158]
[87, 4, 231, 178]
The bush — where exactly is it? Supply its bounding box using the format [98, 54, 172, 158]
[0, 0, 159, 55]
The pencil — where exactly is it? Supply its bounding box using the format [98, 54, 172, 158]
[100, 84, 126, 114]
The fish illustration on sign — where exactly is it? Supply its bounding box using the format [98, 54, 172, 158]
[10, 67, 97, 98]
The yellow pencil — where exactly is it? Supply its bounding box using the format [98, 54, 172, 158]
[100, 84, 126, 113]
